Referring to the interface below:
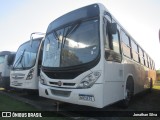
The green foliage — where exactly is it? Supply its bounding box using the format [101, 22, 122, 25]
[0, 94, 38, 111]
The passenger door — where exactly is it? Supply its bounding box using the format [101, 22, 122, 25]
[104, 18, 123, 82]
[103, 17, 124, 103]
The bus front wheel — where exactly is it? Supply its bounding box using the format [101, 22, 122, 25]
[121, 78, 134, 108]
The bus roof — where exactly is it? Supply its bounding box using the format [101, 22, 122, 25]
[0, 51, 14, 56]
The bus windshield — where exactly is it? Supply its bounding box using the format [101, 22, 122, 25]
[13, 39, 41, 69]
[42, 19, 100, 68]
[0, 56, 5, 64]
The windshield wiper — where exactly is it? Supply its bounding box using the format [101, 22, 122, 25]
[53, 22, 81, 48]
[53, 32, 61, 49]
[62, 23, 81, 47]
[13, 49, 26, 70]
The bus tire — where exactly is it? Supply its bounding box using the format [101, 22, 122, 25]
[1, 78, 10, 91]
[121, 77, 134, 108]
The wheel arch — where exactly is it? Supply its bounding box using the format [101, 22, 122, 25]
[124, 74, 135, 97]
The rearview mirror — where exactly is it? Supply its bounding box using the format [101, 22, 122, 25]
[7, 54, 15, 66]
[108, 23, 117, 34]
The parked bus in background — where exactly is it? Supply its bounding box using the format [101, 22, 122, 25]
[39, 3, 156, 108]
[10, 34, 44, 94]
[0, 51, 15, 90]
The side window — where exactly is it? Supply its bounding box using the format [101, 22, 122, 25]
[131, 40, 139, 62]
[138, 47, 145, 65]
[153, 62, 155, 70]
[144, 53, 148, 67]
[121, 31, 131, 58]
[112, 29, 121, 54]
[150, 59, 152, 69]
[148, 57, 151, 69]
[104, 20, 121, 62]
[151, 60, 153, 70]
[122, 32, 130, 46]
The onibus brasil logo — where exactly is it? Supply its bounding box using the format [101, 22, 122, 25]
[1, 112, 42, 117]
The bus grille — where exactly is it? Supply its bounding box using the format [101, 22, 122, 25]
[11, 73, 25, 79]
[49, 82, 75, 87]
[43, 70, 83, 79]
[42, 67, 87, 79]
[11, 82, 23, 86]
[50, 89, 71, 97]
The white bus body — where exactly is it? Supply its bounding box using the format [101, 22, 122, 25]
[39, 3, 156, 108]
[10, 37, 43, 90]
[0, 51, 15, 89]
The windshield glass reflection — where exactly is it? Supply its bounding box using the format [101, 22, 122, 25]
[13, 40, 41, 69]
[43, 19, 100, 68]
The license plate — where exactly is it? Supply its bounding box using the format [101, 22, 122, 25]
[12, 81, 22, 86]
[79, 94, 95, 102]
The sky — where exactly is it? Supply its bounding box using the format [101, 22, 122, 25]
[0, 0, 160, 69]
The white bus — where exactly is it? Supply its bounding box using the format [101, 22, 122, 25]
[39, 3, 156, 108]
[0, 51, 15, 90]
[10, 37, 44, 92]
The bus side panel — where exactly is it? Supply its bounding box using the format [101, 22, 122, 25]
[123, 57, 141, 94]
[103, 61, 124, 106]
[149, 69, 156, 85]
[103, 81, 124, 106]
[123, 57, 149, 95]
[141, 66, 151, 90]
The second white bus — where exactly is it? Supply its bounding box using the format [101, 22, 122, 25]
[10, 37, 43, 92]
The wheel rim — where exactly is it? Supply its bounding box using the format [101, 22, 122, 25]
[125, 86, 132, 102]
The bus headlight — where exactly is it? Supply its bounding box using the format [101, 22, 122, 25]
[26, 69, 34, 80]
[39, 74, 47, 85]
[77, 71, 101, 89]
